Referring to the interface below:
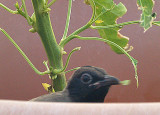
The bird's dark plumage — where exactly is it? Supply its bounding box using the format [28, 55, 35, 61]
[30, 66, 120, 102]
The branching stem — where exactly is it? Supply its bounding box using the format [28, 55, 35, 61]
[0, 3, 18, 14]
[0, 28, 50, 75]
[59, 0, 96, 47]
[54, 47, 81, 74]
[21, 0, 32, 25]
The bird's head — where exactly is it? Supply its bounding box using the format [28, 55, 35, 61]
[66, 66, 120, 102]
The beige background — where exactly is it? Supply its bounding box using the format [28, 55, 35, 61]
[0, 0, 160, 102]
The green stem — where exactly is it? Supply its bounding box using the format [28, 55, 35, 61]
[0, 3, 18, 14]
[59, 24, 91, 47]
[90, 20, 140, 29]
[62, 0, 72, 40]
[59, 20, 140, 47]
[0, 2, 33, 23]
[21, 0, 32, 25]
[61, 47, 81, 72]
[76, 36, 138, 86]
[59, 1, 115, 47]
[45, 0, 49, 5]
[32, 0, 66, 91]
[65, 67, 81, 73]
[59, 0, 96, 47]
[54, 47, 81, 74]
[152, 21, 160, 26]
[77, 36, 130, 58]
[47, 0, 57, 8]
[0, 28, 50, 75]
[43, 61, 50, 71]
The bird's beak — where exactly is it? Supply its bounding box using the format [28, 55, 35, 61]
[89, 75, 120, 89]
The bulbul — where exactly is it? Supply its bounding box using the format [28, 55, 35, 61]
[30, 66, 120, 102]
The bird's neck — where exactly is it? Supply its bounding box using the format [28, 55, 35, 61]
[65, 86, 110, 102]
[83, 87, 110, 102]
[64, 88, 86, 102]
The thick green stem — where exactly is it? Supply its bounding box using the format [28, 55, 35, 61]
[32, 0, 66, 91]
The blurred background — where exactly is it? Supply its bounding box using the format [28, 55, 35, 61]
[0, 0, 160, 102]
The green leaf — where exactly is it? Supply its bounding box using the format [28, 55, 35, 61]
[137, 0, 155, 31]
[91, 0, 129, 54]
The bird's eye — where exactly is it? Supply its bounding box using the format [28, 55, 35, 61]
[81, 73, 92, 84]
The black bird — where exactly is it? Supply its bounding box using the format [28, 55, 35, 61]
[30, 66, 120, 102]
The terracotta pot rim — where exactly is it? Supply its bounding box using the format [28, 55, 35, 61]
[0, 100, 160, 115]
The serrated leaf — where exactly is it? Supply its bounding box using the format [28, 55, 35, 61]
[91, 0, 129, 54]
[137, 0, 155, 31]
[88, 0, 138, 86]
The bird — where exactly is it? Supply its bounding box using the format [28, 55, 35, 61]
[30, 66, 120, 102]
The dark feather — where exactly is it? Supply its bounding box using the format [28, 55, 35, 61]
[30, 66, 120, 102]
